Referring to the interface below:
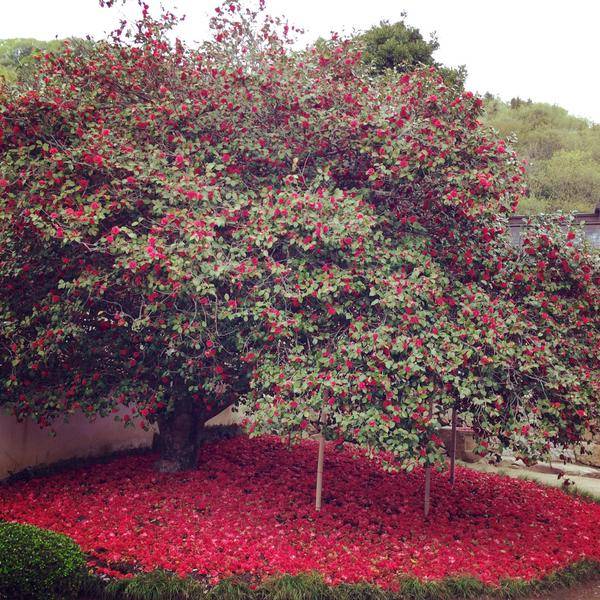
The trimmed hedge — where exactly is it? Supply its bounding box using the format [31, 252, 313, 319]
[0, 521, 88, 600]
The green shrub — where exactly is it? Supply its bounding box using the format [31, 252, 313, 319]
[0, 521, 88, 600]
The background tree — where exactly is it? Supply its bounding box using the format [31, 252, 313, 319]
[357, 18, 466, 88]
[0, 38, 73, 82]
[484, 97, 600, 214]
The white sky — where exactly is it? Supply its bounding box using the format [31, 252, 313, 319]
[1, 0, 599, 123]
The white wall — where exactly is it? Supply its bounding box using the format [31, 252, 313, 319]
[0, 409, 155, 480]
[0, 405, 239, 480]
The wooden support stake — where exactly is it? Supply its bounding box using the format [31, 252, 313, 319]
[315, 432, 325, 511]
[424, 464, 432, 517]
[424, 398, 435, 517]
[450, 406, 457, 486]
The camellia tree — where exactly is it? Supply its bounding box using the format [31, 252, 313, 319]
[1, 0, 598, 479]
[0, 2, 273, 471]
[229, 7, 599, 504]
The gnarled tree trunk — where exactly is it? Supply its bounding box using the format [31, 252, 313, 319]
[155, 395, 202, 472]
[154, 393, 238, 472]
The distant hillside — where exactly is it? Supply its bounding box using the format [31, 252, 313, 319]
[483, 97, 600, 214]
[0, 38, 67, 82]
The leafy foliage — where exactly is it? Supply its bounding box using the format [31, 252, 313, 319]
[0, 521, 88, 600]
[484, 97, 600, 213]
[0, 1, 598, 471]
[105, 569, 205, 599]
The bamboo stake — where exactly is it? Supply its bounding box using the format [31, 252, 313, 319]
[424, 398, 435, 517]
[449, 406, 457, 486]
[424, 463, 432, 517]
[315, 431, 325, 511]
[315, 398, 329, 512]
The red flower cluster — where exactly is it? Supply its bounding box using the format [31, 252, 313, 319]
[1, 436, 599, 588]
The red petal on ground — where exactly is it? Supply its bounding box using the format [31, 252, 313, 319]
[1, 436, 599, 588]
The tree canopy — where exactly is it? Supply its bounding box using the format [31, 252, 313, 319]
[2, 20, 596, 216]
[358, 18, 466, 88]
[0, 0, 598, 473]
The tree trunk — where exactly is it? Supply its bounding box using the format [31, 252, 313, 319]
[153, 387, 239, 472]
[155, 396, 203, 473]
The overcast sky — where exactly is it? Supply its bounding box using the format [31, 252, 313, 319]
[2, 0, 599, 123]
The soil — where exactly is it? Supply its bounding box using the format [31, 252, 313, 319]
[526, 580, 600, 600]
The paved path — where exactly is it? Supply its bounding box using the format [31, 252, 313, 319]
[459, 457, 600, 499]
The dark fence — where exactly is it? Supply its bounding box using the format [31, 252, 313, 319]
[508, 206, 600, 247]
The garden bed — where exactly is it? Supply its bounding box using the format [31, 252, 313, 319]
[1, 436, 599, 592]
